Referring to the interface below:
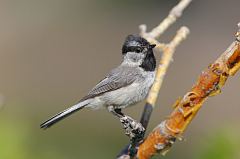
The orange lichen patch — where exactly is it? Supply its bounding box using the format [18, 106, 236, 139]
[227, 42, 240, 75]
[166, 111, 185, 132]
[192, 67, 221, 98]
[137, 121, 177, 159]
[137, 40, 240, 159]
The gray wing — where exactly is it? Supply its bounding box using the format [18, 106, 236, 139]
[80, 66, 143, 101]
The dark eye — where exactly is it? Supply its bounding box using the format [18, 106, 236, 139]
[135, 47, 141, 53]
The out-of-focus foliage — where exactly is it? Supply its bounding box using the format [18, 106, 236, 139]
[0, 115, 128, 159]
[1, 120, 239, 159]
[195, 129, 240, 159]
[151, 128, 240, 159]
[0, 119, 64, 159]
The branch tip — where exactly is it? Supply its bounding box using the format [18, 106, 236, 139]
[170, 0, 192, 18]
[179, 26, 190, 37]
[168, 26, 190, 49]
[236, 22, 240, 42]
[149, 0, 192, 39]
[139, 24, 147, 35]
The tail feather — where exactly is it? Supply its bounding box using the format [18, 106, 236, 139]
[40, 101, 88, 129]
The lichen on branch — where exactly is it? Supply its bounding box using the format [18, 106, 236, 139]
[137, 25, 240, 159]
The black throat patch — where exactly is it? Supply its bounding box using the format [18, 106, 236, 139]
[140, 50, 156, 72]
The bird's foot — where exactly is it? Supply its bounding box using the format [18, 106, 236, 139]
[108, 106, 145, 142]
[120, 115, 145, 143]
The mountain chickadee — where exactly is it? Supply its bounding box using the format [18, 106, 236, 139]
[40, 35, 156, 140]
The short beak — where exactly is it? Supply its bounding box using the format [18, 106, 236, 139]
[149, 44, 156, 49]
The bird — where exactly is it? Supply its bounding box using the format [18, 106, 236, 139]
[40, 35, 156, 135]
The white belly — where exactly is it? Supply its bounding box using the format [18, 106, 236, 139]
[88, 71, 155, 109]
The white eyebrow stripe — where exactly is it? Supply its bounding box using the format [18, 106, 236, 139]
[127, 41, 141, 47]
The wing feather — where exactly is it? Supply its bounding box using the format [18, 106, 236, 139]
[80, 66, 142, 101]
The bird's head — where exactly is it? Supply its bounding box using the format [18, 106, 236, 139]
[121, 35, 156, 69]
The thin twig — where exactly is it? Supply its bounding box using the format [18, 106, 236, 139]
[117, 0, 192, 158]
[140, 27, 189, 128]
[139, 0, 192, 131]
[137, 23, 240, 159]
[140, 0, 192, 40]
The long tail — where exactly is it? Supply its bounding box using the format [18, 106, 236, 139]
[40, 101, 89, 129]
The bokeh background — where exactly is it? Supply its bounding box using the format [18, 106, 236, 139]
[0, 0, 240, 158]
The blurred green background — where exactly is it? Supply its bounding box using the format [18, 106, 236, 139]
[0, 0, 240, 158]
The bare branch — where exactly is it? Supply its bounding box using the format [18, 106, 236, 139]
[140, 0, 192, 39]
[117, 0, 192, 158]
[137, 23, 240, 159]
[145, 26, 189, 109]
